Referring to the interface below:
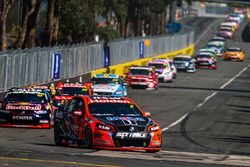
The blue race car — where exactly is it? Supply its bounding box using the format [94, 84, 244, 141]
[206, 43, 225, 57]
[91, 74, 127, 97]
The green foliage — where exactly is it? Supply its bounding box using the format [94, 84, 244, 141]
[96, 25, 120, 42]
[59, 0, 96, 43]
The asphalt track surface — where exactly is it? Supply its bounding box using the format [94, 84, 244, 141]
[0, 17, 250, 167]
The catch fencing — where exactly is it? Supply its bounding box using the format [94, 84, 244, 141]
[0, 26, 194, 91]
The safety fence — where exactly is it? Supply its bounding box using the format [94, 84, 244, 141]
[0, 26, 194, 91]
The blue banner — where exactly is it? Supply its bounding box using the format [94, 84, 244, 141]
[139, 41, 144, 58]
[104, 45, 110, 67]
[52, 53, 61, 79]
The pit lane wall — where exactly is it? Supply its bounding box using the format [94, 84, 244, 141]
[91, 44, 195, 78]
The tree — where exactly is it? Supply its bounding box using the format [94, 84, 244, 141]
[59, 0, 96, 43]
[15, 0, 37, 49]
[0, 0, 15, 50]
[24, 0, 42, 48]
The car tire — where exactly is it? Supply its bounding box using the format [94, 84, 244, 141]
[83, 126, 93, 148]
[146, 149, 160, 153]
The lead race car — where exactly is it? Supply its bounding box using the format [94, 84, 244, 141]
[0, 88, 54, 128]
[54, 96, 162, 152]
[91, 74, 127, 97]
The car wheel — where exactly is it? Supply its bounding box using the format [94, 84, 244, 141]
[54, 123, 66, 146]
[83, 126, 93, 148]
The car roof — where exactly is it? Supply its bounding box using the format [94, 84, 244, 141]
[81, 96, 134, 104]
[130, 66, 152, 70]
[227, 47, 241, 51]
[197, 52, 213, 56]
[7, 88, 47, 95]
[59, 82, 88, 88]
[94, 73, 119, 78]
[148, 59, 170, 64]
[174, 55, 192, 58]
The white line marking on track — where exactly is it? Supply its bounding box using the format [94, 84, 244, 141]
[162, 64, 250, 132]
[162, 113, 189, 132]
[84, 150, 250, 167]
[162, 113, 190, 132]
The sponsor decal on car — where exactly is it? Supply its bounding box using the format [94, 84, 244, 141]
[106, 117, 145, 122]
[12, 115, 33, 120]
[116, 132, 147, 139]
[6, 104, 42, 110]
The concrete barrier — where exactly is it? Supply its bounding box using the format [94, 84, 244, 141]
[91, 44, 195, 78]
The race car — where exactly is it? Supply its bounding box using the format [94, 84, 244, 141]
[224, 47, 245, 62]
[195, 53, 217, 69]
[208, 37, 226, 50]
[91, 74, 127, 97]
[54, 82, 92, 107]
[29, 84, 61, 98]
[0, 88, 54, 128]
[198, 48, 218, 60]
[173, 55, 196, 73]
[54, 96, 162, 152]
[206, 43, 225, 57]
[217, 27, 234, 39]
[220, 22, 236, 32]
[227, 13, 243, 24]
[125, 66, 158, 90]
[148, 59, 177, 82]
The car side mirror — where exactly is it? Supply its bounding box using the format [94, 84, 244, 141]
[73, 110, 82, 116]
[144, 112, 151, 117]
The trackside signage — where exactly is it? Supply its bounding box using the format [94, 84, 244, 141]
[52, 53, 61, 79]
[139, 41, 144, 58]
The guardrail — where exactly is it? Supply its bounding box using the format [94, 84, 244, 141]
[0, 26, 194, 91]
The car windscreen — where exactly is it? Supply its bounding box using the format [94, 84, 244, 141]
[6, 93, 47, 103]
[61, 87, 89, 95]
[196, 54, 211, 58]
[227, 48, 241, 52]
[219, 28, 231, 31]
[130, 69, 149, 76]
[173, 57, 190, 61]
[89, 103, 142, 116]
[148, 63, 165, 69]
[207, 44, 219, 48]
[91, 78, 118, 84]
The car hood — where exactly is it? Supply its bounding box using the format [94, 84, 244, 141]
[130, 75, 149, 79]
[94, 115, 150, 126]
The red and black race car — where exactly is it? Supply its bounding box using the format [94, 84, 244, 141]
[0, 88, 55, 128]
[54, 82, 92, 107]
[54, 96, 162, 152]
[125, 66, 158, 90]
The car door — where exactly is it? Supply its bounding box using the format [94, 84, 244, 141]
[70, 97, 85, 137]
[62, 98, 79, 140]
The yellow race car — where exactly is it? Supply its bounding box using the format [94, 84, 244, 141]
[224, 47, 245, 62]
